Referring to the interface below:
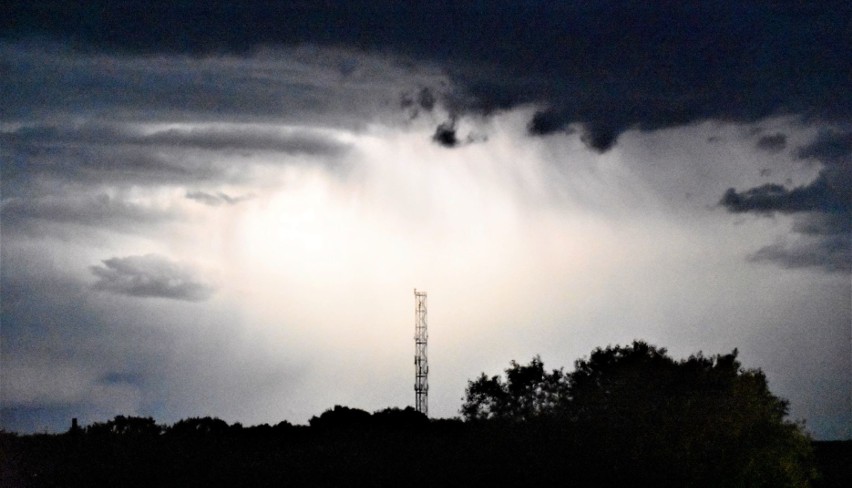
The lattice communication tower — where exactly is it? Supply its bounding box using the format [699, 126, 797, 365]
[414, 289, 428, 416]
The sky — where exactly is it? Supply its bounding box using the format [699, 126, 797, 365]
[1, 2, 850, 439]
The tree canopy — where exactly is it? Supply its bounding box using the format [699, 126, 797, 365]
[461, 341, 817, 487]
[460, 355, 570, 421]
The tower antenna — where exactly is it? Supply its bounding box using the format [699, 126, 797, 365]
[414, 289, 428, 416]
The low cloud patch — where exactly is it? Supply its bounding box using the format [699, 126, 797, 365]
[756, 133, 787, 153]
[91, 254, 215, 301]
[749, 236, 850, 273]
[719, 176, 845, 215]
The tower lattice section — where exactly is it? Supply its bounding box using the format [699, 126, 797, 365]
[414, 289, 428, 416]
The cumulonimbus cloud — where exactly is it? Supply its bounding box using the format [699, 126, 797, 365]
[91, 254, 215, 301]
[4, 2, 848, 153]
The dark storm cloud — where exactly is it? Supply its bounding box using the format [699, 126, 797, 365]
[2, 147, 201, 189]
[0, 47, 282, 121]
[401, 87, 440, 120]
[401, 87, 437, 112]
[756, 133, 787, 153]
[721, 129, 851, 272]
[792, 213, 851, 237]
[91, 254, 215, 302]
[719, 175, 846, 215]
[797, 130, 852, 163]
[4, 2, 847, 152]
[0, 40, 411, 128]
[722, 130, 852, 216]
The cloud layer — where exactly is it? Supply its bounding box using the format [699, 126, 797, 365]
[4, 2, 848, 152]
[91, 254, 215, 301]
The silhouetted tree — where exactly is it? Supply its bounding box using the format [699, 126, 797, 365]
[460, 341, 817, 486]
[461, 355, 570, 421]
[567, 341, 817, 486]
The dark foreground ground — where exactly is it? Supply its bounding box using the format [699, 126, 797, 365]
[812, 441, 852, 488]
[1, 420, 849, 488]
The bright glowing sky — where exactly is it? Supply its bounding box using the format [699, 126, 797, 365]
[1, 3, 850, 439]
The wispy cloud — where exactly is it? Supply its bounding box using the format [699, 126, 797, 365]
[186, 190, 254, 207]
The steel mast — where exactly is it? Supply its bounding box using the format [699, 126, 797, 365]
[414, 289, 428, 416]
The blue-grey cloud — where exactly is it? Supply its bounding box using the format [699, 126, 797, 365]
[0, 123, 349, 187]
[749, 236, 850, 273]
[719, 175, 847, 215]
[0, 121, 350, 237]
[721, 129, 851, 273]
[3, 2, 847, 152]
[91, 254, 215, 302]
[722, 130, 851, 216]
[1, 123, 348, 155]
[756, 133, 787, 153]
[0, 193, 175, 237]
[797, 129, 852, 164]
[100, 372, 144, 386]
[401, 87, 438, 119]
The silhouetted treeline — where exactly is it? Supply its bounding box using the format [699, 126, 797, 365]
[0, 408, 455, 488]
[1, 342, 849, 487]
